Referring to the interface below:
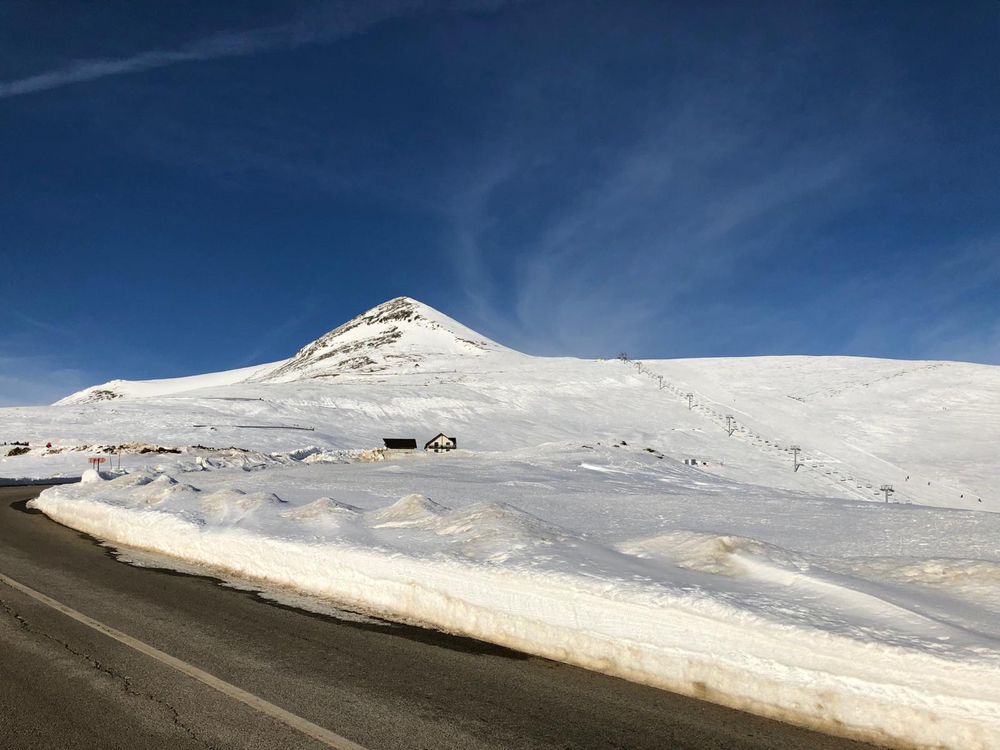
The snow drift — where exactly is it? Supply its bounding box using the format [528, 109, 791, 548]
[29, 444, 1000, 750]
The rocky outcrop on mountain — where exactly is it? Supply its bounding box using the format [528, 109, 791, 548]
[251, 297, 511, 382]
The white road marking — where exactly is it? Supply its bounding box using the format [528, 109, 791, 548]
[0, 571, 368, 750]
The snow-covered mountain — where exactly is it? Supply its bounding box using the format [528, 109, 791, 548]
[13, 296, 1000, 748]
[7, 296, 1000, 513]
[251, 296, 514, 383]
[57, 297, 514, 403]
[55, 361, 283, 405]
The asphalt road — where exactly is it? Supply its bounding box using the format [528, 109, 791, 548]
[0, 486, 884, 750]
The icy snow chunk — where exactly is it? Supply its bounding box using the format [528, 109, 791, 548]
[367, 493, 449, 528]
[436, 502, 568, 562]
[110, 471, 157, 487]
[200, 488, 286, 523]
[440, 502, 565, 542]
[840, 557, 1000, 617]
[81, 468, 105, 483]
[621, 531, 811, 578]
[281, 497, 361, 523]
[848, 557, 1000, 588]
[302, 450, 351, 465]
[277, 446, 322, 461]
[129, 475, 200, 506]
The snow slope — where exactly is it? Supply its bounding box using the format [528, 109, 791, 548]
[5, 296, 1000, 748]
[4, 297, 998, 513]
[630, 355, 999, 512]
[55, 360, 284, 405]
[31, 445, 1000, 749]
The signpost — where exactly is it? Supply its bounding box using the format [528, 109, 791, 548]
[89, 457, 107, 472]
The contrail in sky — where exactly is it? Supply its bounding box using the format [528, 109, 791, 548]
[0, 0, 515, 99]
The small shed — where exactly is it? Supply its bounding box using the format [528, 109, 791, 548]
[383, 438, 417, 450]
[424, 433, 457, 453]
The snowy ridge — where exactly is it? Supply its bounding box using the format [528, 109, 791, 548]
[55, 360, 284, 405]
[628, 355, 998, 512]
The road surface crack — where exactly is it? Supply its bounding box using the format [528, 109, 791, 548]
[0, 595, 221, 749]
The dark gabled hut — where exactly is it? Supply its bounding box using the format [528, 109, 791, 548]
[383, 438, 418, 450]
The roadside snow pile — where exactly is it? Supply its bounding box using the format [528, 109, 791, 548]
[620, 530, 811, 577]
[29, 445, 1000, 750]
[434, 503, 567, 563]
[0, 443, 357, 482]
[281, 497, 361, 523]
[367, 493, 450, 528]
[80, 468, 104, 484]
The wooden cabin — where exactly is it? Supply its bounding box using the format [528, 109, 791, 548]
[424, 433, 457, 453]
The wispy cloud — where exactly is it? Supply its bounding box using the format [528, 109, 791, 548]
[837, 234, 1000, 365]
[0, 0, 518, 100]
[1, 30, 284, 99]
[444, 97, 876, 358]
[914, 320, 1000, 366]
[0, 355, 90, 406]
[9, 311, 69, 336]
[232, 297, 330, 367]
[426, 4, 954, 361]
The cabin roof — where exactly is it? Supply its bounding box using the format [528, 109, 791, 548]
[383, 438, 417, 449]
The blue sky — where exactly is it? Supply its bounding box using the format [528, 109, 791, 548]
[1, 0, 998, 405]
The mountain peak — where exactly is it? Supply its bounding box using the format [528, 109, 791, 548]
[360, 296, 446, 326]
[254, 297, 510, 382]
[57, 297, 513, 402]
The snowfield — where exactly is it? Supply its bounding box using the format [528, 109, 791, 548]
[5, 297, 1000, 748]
